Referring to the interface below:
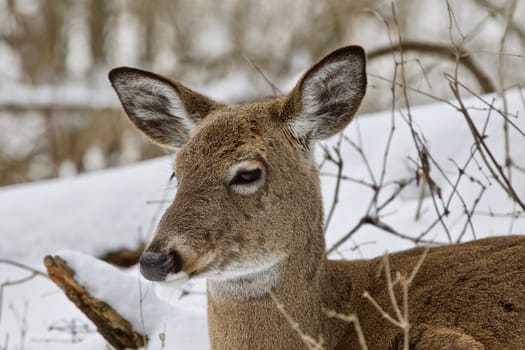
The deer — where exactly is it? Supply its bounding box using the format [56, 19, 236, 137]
[109, 46, 525, 350]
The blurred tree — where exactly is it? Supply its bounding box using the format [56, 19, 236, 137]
[0, 0, 524, 185]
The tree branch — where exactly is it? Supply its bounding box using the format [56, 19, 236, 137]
[43, 255, 146, 350]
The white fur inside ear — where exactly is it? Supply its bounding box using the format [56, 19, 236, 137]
[117, 75, 195, 128]
[290, 57, 365, 140]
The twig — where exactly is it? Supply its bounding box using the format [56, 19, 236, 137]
[327, 216, 440, 254]
[474, 209, 524, 218]
[324, 134, 344, 233]
[446, 76, 524, 136]
[446, 74, 525, 210]
[376, 179, 414, 213]
[414, 174, 427, 221]
[344, 136, 377, 187]
[327, 219, 366, 255]
[391, 3, 452, 243]
[473, 0, 525, 45]
[324, 309, 368, 350]
[320, 172, 375, 189]
[496, 0, 517, 183]
[9, 301, 28, 350]
[368, 41, 495, 93]
[456, 182, 486, 243]
[0, 260, 47, 277]
[269, 292, 325, 350]
[363, 291, 403, 328]
[242, 53, 282, 96]
[362, 248, 429, 350]
[0, 260, 47, 329]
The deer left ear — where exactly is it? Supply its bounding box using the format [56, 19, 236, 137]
[109, 67, 218, 149]
[283, 46, 367, 141]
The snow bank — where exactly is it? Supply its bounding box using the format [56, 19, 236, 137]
[0, 158, 175, 264]
[58, 250, 210, 349]
[321, 90, 525, 258]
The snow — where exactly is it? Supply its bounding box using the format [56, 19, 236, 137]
[0, 90, 524, 349]
[0, 158, 175, 265]
[321, 90, 525, 258]
[58, 250, 209, 349]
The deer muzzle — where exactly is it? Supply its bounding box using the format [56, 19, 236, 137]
[139, 250, 183, 282]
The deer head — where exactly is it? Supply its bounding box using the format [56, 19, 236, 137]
[109, 46, 366, 298]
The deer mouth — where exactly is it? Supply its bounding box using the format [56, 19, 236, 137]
[180, 250, 218, 277]
[162, 271, 190, 287]
[148, 251, 216, 288]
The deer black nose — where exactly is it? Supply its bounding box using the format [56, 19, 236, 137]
[139, 250, 183, 282]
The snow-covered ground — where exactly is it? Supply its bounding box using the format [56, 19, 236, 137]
[0, 90, 524, 349]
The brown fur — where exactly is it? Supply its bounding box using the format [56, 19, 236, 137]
[109, 46, 525, 349]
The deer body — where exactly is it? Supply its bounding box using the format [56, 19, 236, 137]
[209, 238, 525, 350]
[109, 46, 525, 349]
[340, 238, 525, 349]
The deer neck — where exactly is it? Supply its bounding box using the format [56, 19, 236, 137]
[206, 227, 347, 349]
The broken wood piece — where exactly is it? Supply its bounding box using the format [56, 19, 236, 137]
[44, 255, 146, 350]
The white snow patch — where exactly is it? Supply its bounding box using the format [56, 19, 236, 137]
[59, 250, 210, 349]
[0, 157, 176, 264]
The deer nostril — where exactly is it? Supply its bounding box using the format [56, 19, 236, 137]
[166, 250, 183, 274]
[139, 250, 183, 281]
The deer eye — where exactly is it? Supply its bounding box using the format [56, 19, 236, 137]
[226, 160, 266, 195]
[231, 169, 261, 185]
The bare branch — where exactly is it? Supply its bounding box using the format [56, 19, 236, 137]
[324, 310, 368, 350]
[446, 74, 525, 210]
[242, 53, 282, 96]
[43, 255, 146, 349]
[368, 41, 495, 93]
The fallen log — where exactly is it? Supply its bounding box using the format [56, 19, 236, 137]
[44, 255, 146, 349]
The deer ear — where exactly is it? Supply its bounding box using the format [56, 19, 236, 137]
[282, 46, 367, 141]
[109, 67, 217, 149]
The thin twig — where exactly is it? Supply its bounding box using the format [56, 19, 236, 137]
[324, 134, 345, 233]
[324, 309, 369, 350]
[269, 292, 325, 350]
[242, 53, 282, 96]
[447, 74, 525, 210]
[496, 0, 517, 183]
[0, 260, 48, 328]
[368, 41, 495, 93]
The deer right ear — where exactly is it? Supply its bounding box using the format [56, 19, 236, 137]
[282, 46, 367, 142]
[109, 67, 217, 149]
